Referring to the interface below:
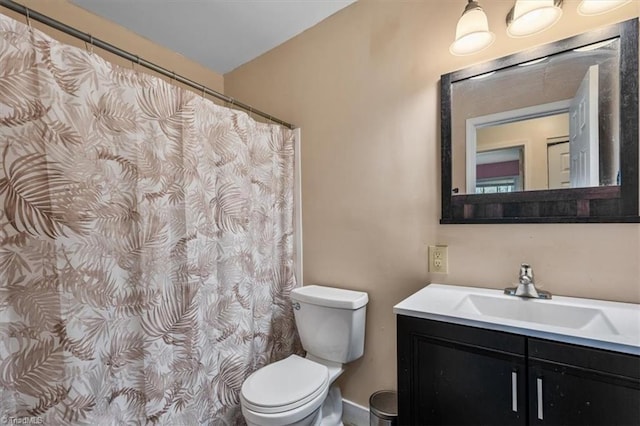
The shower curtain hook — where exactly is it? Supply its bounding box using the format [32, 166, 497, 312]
[89, 35, 94, 55]
[25, 7, 32, 29]
[201, 84, 206, 100]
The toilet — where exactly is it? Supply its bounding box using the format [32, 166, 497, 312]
[240, 285, 369, 426]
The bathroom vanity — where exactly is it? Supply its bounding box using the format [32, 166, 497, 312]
[394, 285, 640, 426]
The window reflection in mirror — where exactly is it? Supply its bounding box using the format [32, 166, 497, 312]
[452, 38, 620, 195]
[475, 146, 524, 193]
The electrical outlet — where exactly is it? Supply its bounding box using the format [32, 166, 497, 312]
[429, 245, 448, 274]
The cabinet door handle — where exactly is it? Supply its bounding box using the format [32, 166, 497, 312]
[537, 377, 544, 420]
[511, 371, 518, 412]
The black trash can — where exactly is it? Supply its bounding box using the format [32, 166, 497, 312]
[369, 390, 397, 426]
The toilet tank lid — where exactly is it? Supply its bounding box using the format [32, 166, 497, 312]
[291, 285, 368, 309]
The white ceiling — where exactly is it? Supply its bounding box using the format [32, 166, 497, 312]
[71, 0, 356, 74]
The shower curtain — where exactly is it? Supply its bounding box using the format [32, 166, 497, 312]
[0, 13, 300, 425]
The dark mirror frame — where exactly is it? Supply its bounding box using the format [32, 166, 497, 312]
[441, 19, 639, 224]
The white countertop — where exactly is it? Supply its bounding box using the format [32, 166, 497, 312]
[394, 284, 640, 355]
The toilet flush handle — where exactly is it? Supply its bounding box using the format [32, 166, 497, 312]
[292, 302, 301, 310]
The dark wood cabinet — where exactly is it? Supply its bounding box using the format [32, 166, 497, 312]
[397, 316, 527, 425]
[412, 336, 527, 425]
[527, 339, 640, 426]
[397, 315, 640, 426]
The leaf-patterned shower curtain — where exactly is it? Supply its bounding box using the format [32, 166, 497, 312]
[0, 13, 300, 425]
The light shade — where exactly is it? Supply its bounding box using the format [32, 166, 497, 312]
[578, 0, 632, 15]
[507, 0, 563, 38]
[450, 1, 495, 56]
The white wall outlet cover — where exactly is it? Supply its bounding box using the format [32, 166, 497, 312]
[429, 245, 449, 274]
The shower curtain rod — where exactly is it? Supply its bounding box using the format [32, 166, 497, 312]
[0, 0, 296, 130]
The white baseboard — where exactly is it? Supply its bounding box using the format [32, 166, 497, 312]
[342, 399, 369, 426]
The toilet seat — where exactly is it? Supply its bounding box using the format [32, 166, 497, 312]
[241, 355, 329, 414]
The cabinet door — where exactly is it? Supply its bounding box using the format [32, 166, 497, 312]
[528, 339, 640, 426]
[398, 316, 527, 426]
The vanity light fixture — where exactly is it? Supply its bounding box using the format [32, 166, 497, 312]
[577, 0, 632, 16]
[506, 0, 564, 38]
[450, 0, 495, 56]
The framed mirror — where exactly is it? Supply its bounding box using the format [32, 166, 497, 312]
[441, 19, 639, 224]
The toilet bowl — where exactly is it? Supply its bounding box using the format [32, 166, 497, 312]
[240, 285, 368, 426]
[241, 355, 329, 426]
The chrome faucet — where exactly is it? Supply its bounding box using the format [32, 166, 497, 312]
[504, 263, 552, 299]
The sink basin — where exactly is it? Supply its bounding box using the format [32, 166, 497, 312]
[454, 294, 619, 334]
[393, 284, 640, 355]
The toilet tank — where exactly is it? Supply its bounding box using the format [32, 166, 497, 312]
[291, 285, 368, 363]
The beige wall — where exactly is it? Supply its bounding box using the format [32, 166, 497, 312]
[225, 0, 640, 407]
[0, 0, 224, 94]
[477, 114, 569, 191]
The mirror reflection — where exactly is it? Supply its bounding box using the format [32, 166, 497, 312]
[452, 38, 620, 195]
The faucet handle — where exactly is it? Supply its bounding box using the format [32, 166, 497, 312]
[519, 263, 534, 283]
